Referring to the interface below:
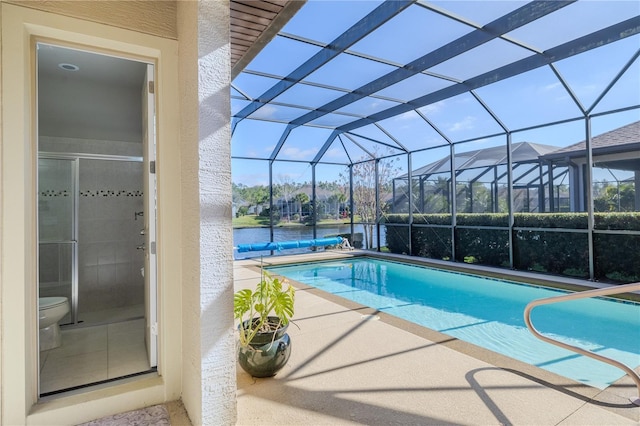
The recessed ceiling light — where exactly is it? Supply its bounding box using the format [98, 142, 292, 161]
[58, 63, 79, 71]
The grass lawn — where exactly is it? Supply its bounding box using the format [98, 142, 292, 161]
[233, 215, 271, 227]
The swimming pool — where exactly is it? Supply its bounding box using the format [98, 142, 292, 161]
[268, 257, 640, 390]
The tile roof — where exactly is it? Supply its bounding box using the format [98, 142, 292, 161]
[400, 142, 558, 178]
[544, 121, 640, 158]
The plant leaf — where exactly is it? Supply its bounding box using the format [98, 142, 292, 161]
[233, 289, 253, 320]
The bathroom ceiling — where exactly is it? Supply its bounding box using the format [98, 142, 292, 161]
[37, 44, 148, 143]
[37, 44, 147, 88]
[36, 1, 299, 144]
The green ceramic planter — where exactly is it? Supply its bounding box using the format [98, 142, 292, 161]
[237, 319, 291, 378]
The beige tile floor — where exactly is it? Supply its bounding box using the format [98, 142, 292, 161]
[235, 251, 640, 425]
[39, 318, 150, 395]
[78, 304, 145, 327]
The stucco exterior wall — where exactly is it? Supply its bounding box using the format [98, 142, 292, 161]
[5, 0, 177, 40]
[0, 1, 218, 424]
[196, 1, 236, 423]
[177, 1, 236, 424]
[177, 0, 203, 421]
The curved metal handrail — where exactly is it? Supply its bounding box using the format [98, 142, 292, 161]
[524, 282, 640, 406]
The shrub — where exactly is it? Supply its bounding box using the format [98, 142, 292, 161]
[385, 212, 640, 283]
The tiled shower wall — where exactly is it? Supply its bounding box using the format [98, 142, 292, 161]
[38, 158, 74, 324]
[40, 135, 142, 157]
[39, 136, 145, 322]
[78, 159, 145, 317]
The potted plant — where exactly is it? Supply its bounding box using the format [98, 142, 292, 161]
[233, 267, 295, 377]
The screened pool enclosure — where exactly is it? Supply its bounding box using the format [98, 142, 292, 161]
[231, 0, 640, 283]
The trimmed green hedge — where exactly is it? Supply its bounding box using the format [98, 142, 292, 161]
[594, 233, 640, 282]
[514, 212, 587, 228]
[413, 226, 452, 260]
[594, 212, 640, 231]
[385, 212, 640, 283]
[513, 230, 589, 278]
[457, 228, 510, 267]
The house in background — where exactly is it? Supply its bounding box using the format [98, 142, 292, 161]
[392, 122, 640, 215]
[0, 1, 301, 424]
[541, 121, 640, 212]
[392, 141, 565, 214]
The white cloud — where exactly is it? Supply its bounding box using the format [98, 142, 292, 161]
[419, 101, 444, 115]
[256, 105, 278, 118]
[448, 116, 476, 132]
[542, 82, 562, 92]
[233, 172, 269, 187]
[395, 111, 418, 121]
[324, 147, 344, 159]
[367, 99, 382, 110]
[280, 146, 318, 160]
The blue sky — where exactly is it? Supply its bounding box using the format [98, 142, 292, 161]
[231, 0, 640, 187]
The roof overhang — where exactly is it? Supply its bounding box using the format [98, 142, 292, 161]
[231, 0, 306, 80]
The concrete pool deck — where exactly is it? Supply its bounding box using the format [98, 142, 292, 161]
[234, 251, 640, 425]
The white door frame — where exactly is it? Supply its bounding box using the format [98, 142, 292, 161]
[143, 63, 158, 368]
[35, 42, 159, 383]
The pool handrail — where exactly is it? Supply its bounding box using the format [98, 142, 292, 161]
[524, 282, 640, 406]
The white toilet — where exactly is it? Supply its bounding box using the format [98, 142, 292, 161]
[39, 297, 70, 351]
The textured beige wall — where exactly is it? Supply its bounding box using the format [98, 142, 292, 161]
[176, 1, 203, 421]
[196, 0, 235, 422]
[1, 3, 182, 424]
[177, 1, 236, 424]
[4, 0, 177, 39]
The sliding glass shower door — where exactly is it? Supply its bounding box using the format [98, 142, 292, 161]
[77, 158, 145, 326]
[38, 156, 146, 327]
[38, 157, 77, 325]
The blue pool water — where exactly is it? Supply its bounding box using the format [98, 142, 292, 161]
[269, 257, 640, 389]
